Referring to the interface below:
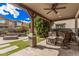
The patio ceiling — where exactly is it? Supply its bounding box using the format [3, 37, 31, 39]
[21, 3, 79, 21]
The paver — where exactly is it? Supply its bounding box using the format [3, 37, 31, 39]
[0, 46, 18, 54]
[0, 44, 10, 48]
[10, 40, 59, 56]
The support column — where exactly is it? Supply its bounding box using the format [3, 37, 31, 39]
[31, 17, 37, 47]
[75, 17, 78, 36]
[75, 10, 79, 36]
[27, 9, 37, 47]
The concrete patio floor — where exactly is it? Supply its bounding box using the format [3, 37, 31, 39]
[10, 40, 79, 56]
[59, 42, 79, 56]
[1, 36, 79, 56]
[10, 40, 60, 56]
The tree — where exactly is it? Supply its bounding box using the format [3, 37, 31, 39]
[35, 16, 50, 38]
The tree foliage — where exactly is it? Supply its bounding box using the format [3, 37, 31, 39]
[35, 16, 50, 38]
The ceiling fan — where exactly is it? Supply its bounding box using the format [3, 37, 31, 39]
[44, 3, 66, 14]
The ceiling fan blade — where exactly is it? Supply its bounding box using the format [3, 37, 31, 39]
[54, 10, 58, 14]
[44, 8, 51, 10]
[47, 10, 52, 14]
[52, 3, 58, 8]
[55, 7, 66, 9]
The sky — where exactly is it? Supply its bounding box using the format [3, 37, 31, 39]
[0, 3, 31, 23]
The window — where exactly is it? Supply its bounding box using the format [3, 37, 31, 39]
[16, 22, 22, 27]
[56, 23, 65, 29]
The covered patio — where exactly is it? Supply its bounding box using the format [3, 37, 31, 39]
[0, 3, 79, 56]
[9, 3, 79, 56]
[17, 3, 79, 47]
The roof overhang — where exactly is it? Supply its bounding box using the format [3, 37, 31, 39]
[17, 3, 79, 22]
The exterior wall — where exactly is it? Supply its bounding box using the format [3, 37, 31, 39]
[0, 17, 16, 30]
[0, 19, 9, 30]
[8, 21, 15, 29]
[51, 18, 79, 32]
[0, 17, 24, 31]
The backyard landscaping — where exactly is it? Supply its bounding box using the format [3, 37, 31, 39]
[0, 3, 79, 56]
[0, 15, 50, 56]
[0, 36, 44, 56]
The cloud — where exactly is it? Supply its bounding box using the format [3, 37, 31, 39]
[20, 18, 31, 23]
[22, 20, 31, 23]
[0, 3, 20, 18]
[0, 5, 9, 15]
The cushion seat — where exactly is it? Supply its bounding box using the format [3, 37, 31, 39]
[3, 35, 18, 40]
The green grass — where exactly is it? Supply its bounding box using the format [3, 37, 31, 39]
[0, 37, 44, 56]
[37, 37, 44, 43]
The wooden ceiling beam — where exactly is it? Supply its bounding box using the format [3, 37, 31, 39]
[75, 9, 79, 18]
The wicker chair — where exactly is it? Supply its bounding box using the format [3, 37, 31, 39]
[46, 31, 65, 45]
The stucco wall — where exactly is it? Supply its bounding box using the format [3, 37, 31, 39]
[8, 21, 15, 29]
[51, 18, 79, 32]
